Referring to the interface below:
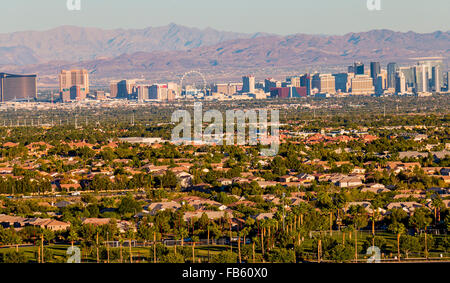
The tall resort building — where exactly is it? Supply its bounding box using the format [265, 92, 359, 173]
[59, 69, 89, 102]
[0, 73, 37, 102]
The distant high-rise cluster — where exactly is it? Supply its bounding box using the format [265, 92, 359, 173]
[207, 58, 447, 100]
[395, 59, 445, 94]
[6, 56, 447, 104]
[108, 80, 179, 101]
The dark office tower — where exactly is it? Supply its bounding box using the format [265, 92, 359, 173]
[0, 73, 37, 102]
[116, 80, 138, 99]
[333, 73, 349, 92]
[264, 78, 280, 93]
[242, 75, 255, 93]
[354, 62, 365, 75]
[370, 62, 381, 86]
[299, 74, 312, 96]
[387, 62, 398, 89]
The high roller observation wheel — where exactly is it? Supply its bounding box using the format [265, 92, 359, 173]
[179, 70, 207, 97]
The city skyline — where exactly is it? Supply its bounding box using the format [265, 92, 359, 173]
[0, 0, 449, 35]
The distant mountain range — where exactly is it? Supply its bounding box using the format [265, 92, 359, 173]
[0, 25, 448, 85]
[0, 23, 268, 65]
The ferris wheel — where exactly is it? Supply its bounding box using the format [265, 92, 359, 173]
[179, 70, 207, 97]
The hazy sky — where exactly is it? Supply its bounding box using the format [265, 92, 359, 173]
[1, 0, 449, 35]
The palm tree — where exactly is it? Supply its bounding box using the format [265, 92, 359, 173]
[178, 227, 188, 246]
[228, 219, 233, 252]
[96, 231, 99, 263]
[68, 229, 78, 249]
[431, 198, 444, 225]
[369, 208, 381, 247]
[349, 206, 368, 262]
[259, 220, 265, 256]
[389, 222, 406, 262]
[119, 236, 124, 263]
[342, 226, 353, 244]
[129, 237, 133, 263]
[125, 230, 135, 263]
[238, 231, 242, 263]
[191, 236, 199, 263]
[106, 231, 110, 263]
[241, 228, 249, 247]
[153, 231, 157, 263]
[252, 241, 256, 263]
[174, 233, 180, 256]
[329, 210, 333, 236]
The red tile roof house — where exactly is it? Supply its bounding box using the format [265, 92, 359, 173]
[227, 200, 257, 208]
[386, 202, 425, 214]
[183, 211, 227, 222]
[253, 213, 275, 221]
[351, 167, 366, 174]
[25, 218, 71, 231]
[287, 197, 306, 206]
[279, 175, 298, 182]
[296, 173, 315, 182]
[247, 176, 265, 182]
[81, 218, 136, 233]
[81, 218, 112, 226]
[421, 167, 442, 175]
[256, 181, 278, 188]
[0, 215, 70, 231]
[175, 196, 228, 211]
[361, 134, 378, 143]
[217, 178, 233, 186]
[361, 183, 391, 194]
[393, 194, 425, 200]
[144, 201, 182, 215]
[142, 164, 169, 173]
[0, 167, 13, 174]
[0, 214, 27, 228]
[386, 162, 421, 173]
[335, 176, 363, 188]
[2, 142, 19, 148]
[232, 177, 250, 184]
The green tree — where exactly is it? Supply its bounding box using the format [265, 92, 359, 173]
[399, 235, 420, 258]
[408, 208, 432, 233]
[117, 194, 142, 215]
